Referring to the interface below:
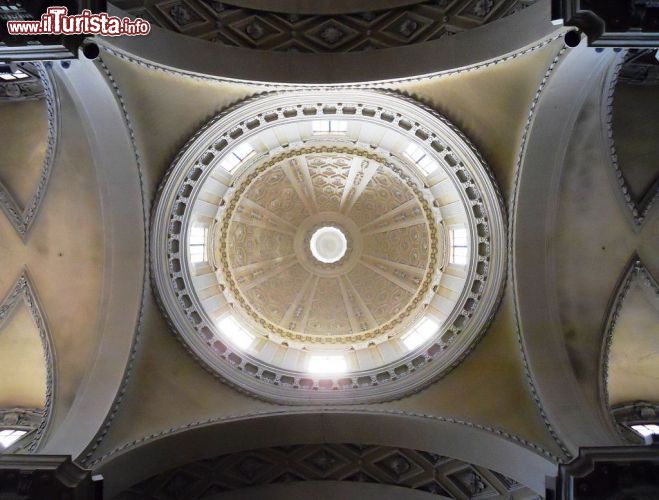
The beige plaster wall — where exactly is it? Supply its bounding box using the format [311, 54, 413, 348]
[0, 99, 49, 209]
[0, 302, 46, 409]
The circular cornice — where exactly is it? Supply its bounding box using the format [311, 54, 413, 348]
[151, 90, 506, 404]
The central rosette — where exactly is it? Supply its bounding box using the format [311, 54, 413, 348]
[217, 147, 437, 344]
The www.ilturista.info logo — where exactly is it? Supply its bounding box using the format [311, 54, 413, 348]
[6, 7, 151, 36]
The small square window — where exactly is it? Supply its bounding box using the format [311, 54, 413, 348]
[402, 317, 439, 350]
[403, 143, 438, 175]
[308, 355, 347, 374]
[631, 424, 659, 437]
[0, 429, 27, 449]
[220, 142, 255, 172]
[218, 316, 254, 349]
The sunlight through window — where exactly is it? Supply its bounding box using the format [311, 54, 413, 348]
[308, 355, 347, 374]
[218, 316, 254, 350]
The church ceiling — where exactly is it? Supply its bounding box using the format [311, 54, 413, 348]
[0, 61, 111, 458]
[7, 11, 659, 497]
[608, 50, 659, 225]
[603, 257, 659, 412]
[115, 443, 538, 500]
[0, 272, 52, 452]
[150, 90, 507, 404]
[112, 0, 538, 53]
[0, 62, 57, 238]
[70, 36, 568, 470]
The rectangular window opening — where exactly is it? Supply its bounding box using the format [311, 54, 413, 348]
[449, 227, 469, 266]
[189, 225, 208, 263]
[220, 142, 255, 172]
[308, 355, 347, 374]
[403, 143, 438, 175]
[0, 429, 27, 449]
[402, 317, 440, 350]
[218, 316, 254, 350]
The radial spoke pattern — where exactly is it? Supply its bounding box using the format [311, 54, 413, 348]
[224, 150, 431, 339]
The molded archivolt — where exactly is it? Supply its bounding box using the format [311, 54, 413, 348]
[0, 270, 55, 451]
[601, 256, 659, 439]
[0, 63, 58, 239]
[92, 411, 557, 497]
[604, 52, 659, 226]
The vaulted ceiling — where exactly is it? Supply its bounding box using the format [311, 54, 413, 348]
[1, 1, 658, 499]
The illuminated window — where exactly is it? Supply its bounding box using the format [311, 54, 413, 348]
[218, 316, 254, 350]
[189, 226, 208, 263]
[403, 143, 438, 175]
[449, 227, 468, 265]
[631, 424, 659, 437]
[402, 317, 439, 350]
[220, 142, 255, 172]
[0, 429, 26, 449]
[312, 120, 348, 135]
[308, 355, 347, 374]
[0, 68, 29, 81]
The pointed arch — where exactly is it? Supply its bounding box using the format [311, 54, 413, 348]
[0, 269, 55, 451]
[0, 63, 59, 239]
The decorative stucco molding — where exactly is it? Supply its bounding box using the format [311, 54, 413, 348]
[600, 255, 659, 443]
[151, 90, 507, 405]
[0, 63, 46, 101]
[0, 270, 55, 452]
[115, 0, 538, 53]
[603, 51, 659, 227]
[77, 33, 564, 463]
[97, 0, 563, 86]
[73, 56, 150, 467]
[118, 442, 535, 499]
[508, 37, 573, 460]
[87, 408, 560, 472]
[611, 400, 659, 444]
[96, 29, 565, 87]
[0, 63, 59, 240]
[0, 408, 43, 452]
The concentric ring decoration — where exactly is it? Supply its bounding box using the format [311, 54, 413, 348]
[152, 90, 506, 404]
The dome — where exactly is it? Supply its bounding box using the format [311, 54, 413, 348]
[221, 146, 436, 344]
[151, 90, 506, 404]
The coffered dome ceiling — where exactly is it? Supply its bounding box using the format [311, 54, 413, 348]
[221, 146, 436, 344]
[152, 90, 506, 403]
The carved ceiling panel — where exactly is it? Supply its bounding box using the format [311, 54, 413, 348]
[116, 0, 538, 53]
[116, 443, 538, 500]
[225, 150, 432, 340]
